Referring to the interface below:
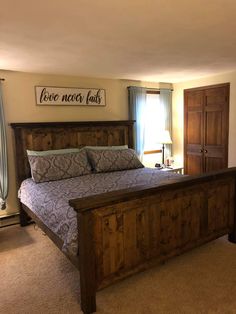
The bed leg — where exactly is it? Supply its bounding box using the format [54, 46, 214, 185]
[228, 232, 236, 243]
[228, 215, 236, 243]
[80, 290, 96, 314]
[228, 185, 236, 243]
[78, 212, 97, 314]
[20, 205, 30, 226]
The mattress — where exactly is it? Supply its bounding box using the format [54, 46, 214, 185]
[19, 168, 184, 256]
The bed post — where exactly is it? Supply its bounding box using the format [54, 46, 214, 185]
[19, 205, 30, 226]
[228, 177, 236, 243]
[77, 211, 96, 314]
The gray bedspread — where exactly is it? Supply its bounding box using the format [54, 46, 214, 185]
[19, 168, 184, 256]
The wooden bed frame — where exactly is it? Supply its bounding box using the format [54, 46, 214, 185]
[11, 120, 236, 314]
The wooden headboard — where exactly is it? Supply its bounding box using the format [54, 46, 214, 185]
[10, 120, 134, 185]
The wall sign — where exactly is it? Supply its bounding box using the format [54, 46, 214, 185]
[35, 86, 106, 106]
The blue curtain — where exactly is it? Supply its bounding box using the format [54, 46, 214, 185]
[160, 89, 172, 157]
[128, 87, 146, 161]
[0, 81, 8, 210]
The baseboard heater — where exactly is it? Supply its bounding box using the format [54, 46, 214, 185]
[0, 213, 20, 228]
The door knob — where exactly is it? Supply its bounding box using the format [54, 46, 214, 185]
[204, 149, 208, 153]
[200, 149, 203, 153]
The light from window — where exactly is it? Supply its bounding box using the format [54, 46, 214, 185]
[144, 93, 165, 151]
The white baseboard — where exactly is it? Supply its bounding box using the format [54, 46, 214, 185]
[0, 213, 20, 228]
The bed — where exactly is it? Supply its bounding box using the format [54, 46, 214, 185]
[11, 120, 236, 314]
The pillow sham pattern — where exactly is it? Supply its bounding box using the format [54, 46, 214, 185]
[28, 150, 91, 183]
[87, 148, 144, 173]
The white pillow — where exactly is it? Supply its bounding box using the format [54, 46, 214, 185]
[27, 148, 80, 156]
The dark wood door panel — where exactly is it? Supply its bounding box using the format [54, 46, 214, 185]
[205, 146, 224, 158]
[186, 154, 203, 175]
[186, 90, 204, 109]
[186, 144, 203, 153]
[186, 111, 202, 145]
[205, 157, 224, 173]
[205, 87, 228, 106]
[205, 110, 223, 145]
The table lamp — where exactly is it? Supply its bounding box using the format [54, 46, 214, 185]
[157, 130, 172, 165]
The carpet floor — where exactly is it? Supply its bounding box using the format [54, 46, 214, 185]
[1, 224, 236, 314]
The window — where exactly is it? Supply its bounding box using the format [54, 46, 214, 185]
[128, 86, 172, 165]
[144, 91, 163, 154]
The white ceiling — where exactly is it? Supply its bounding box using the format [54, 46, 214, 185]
[1, 0, 236, 83]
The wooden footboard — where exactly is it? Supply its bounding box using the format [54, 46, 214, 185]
[70, 168, 236, 314]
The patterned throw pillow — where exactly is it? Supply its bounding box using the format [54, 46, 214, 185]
[28, 150, 92, 183]
[87, 148, 144, 173]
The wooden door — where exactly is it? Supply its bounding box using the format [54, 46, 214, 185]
[184, 90, 204, 175]
[184, 83, 229, 175]
[204, 86, 229, 172]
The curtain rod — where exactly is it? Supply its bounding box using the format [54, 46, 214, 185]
[127, 86, 173, 91]
[147, 87, 174, 91]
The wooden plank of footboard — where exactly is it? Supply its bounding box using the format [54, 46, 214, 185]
[70, 168, 236, 314]
[229, 177, 236, 243]
[77, 211, 96, 314]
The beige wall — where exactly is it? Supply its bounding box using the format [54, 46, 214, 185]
[0, 70, 171, 216]
[172, 71, 236, 168]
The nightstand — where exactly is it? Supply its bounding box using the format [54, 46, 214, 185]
[155, 166, 184, 174]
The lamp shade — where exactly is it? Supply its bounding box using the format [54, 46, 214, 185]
[157, 130, 172, 144]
